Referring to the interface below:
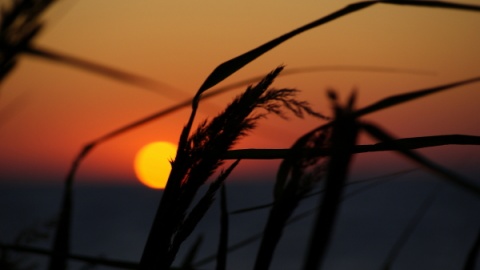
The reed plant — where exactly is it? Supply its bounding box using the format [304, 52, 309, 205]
[1, 0, 480, 270]
[139, 66, 325, 269]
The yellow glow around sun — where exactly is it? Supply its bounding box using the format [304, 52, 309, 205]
[134, 141, 177, 189]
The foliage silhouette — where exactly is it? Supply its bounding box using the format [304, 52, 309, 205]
[1, 0, 480, 270]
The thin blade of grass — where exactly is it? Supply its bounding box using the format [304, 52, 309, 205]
[24, 46, 185, 99]
[284, 65, 435, 77]
[48, 210, 70, 270]
[222, 135, 480, 160]
[48, 207, 69, 270]
[381, 0, 480, 12]
[303, 93, 359, 270]
[361, 122, 480, 197]
[356, 77, 480, 118]
[380, 184, 441, 270]
[196, 1, 376, 94]
[48, 175, 74, 270]
[254, 162, 321, 270]
[201, 64, 434, 105]
[48, 142, 96, 270]
[253, 192, 300, 270]
[216, 184, 229, 270]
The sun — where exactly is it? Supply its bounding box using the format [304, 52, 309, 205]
[134, 141, 177, 189]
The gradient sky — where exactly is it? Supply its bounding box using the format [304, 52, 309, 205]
[1, 0, 479, 186]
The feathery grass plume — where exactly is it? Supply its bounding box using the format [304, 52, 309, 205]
[140, 66, 323, 269]
[303, 91, 359, 270]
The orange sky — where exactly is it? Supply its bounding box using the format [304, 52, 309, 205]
[1, 0, 479, 186]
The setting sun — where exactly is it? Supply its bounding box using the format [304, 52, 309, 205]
[134, 141, 177, 189]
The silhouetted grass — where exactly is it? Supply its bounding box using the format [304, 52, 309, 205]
[303, 91, 359, 270]
[139, 66, 323, 269]
[2, 0, 480, 270]
[216, 184, 229, 270]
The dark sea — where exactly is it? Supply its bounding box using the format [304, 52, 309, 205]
[1, 172, 479, 270]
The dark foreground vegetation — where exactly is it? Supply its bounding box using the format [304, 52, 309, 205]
[1, 1, 480, 269]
